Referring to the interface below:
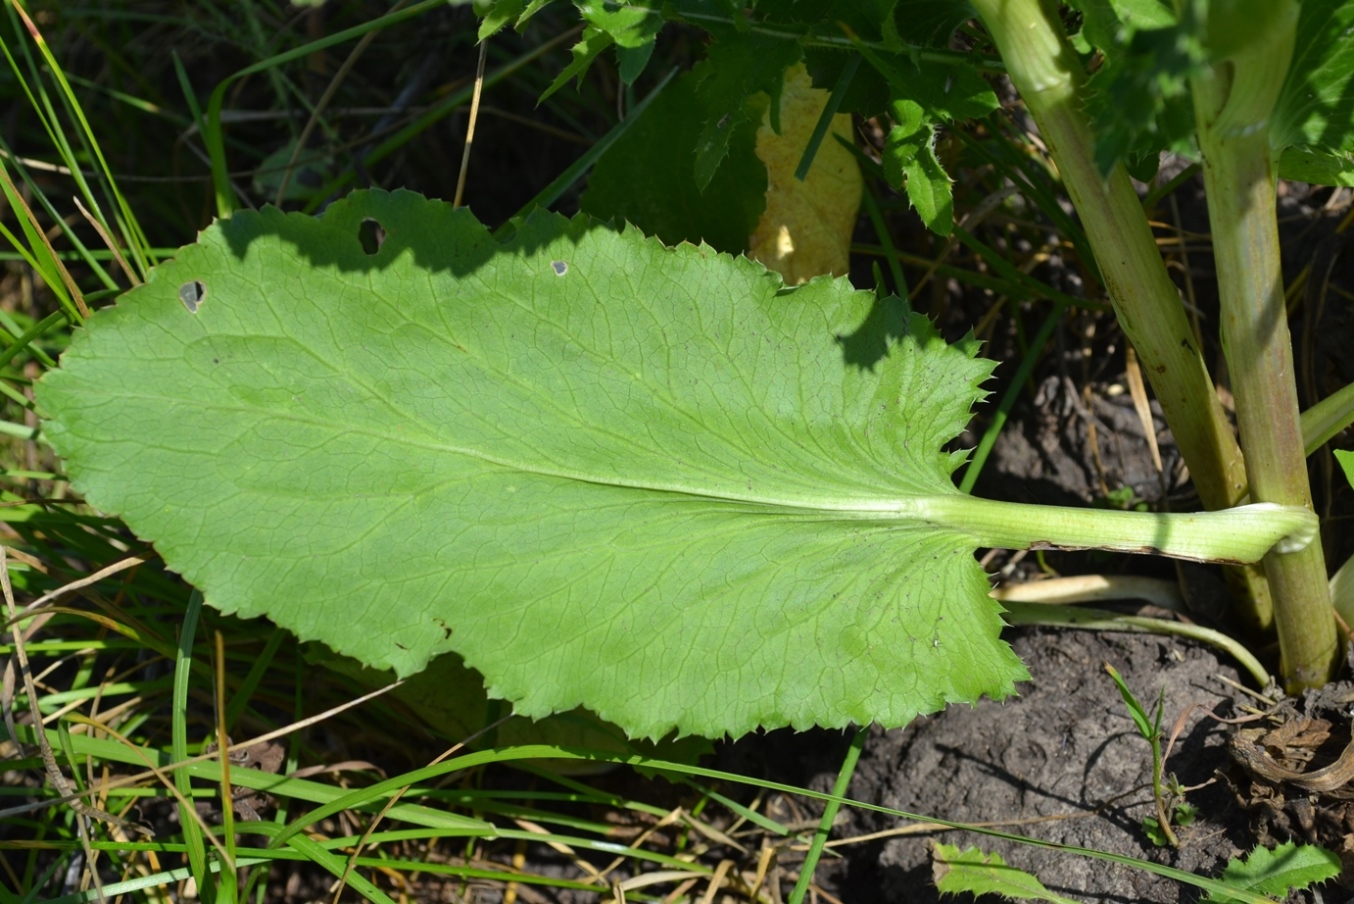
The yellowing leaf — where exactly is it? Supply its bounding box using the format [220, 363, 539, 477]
[749, 64, 862, 284]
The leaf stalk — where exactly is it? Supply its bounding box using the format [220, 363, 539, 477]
[922, 497, 1315, 566]
[970, 0, 1273, 628]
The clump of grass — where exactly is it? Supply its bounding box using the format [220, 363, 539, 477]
[0, 6, 848, 901]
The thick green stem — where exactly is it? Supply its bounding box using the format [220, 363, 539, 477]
[970, 0, 1246, 512]
[920, 496, 1314, 566]
[970, 0, 1273, 630]
[1190, 1, 1338, 689]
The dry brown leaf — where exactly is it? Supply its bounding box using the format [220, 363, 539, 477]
[748, 63, 862, 284]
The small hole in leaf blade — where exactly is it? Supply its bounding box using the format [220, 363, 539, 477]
[178, 280, 206, 313]
[358, 218, 386, 255]
[551, 260, 568, 276]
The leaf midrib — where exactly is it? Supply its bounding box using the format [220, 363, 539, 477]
[60, 385, 953, 516]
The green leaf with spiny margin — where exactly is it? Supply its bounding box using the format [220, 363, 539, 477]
[689, 32, 802, 190]
[37, 190, 1028, 740]
[1201, 841, 1340, 903]
[477, 0, 559, 38]
[884, 103, 954, 235]
[576, 0, 662, 49]
[540, 24, 613, 102]
[1079, 3, 1206, 174]
[576, 0, 663, 85]
[477, 0, 524, 39]
[616, 43, 654, 85]
[932, 844, 1079, 904]
[862, 51, 998, 124]
[581, 62, 767, 250]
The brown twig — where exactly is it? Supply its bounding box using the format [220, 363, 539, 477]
[453, 40, 490, 209]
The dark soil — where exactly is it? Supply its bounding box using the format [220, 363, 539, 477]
[720, 636, 1354, 904]
[830, 629, 1252, 904]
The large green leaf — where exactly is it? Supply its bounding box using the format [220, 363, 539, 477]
[1277, 146, 1354, 186]
[1272, 0, 1354, 154]
[39, 190, 1027, 739]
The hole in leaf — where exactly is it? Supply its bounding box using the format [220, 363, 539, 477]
[358, 218, 386, 255]
[178, 280, 206, 314]
[551, 260, 568, 276]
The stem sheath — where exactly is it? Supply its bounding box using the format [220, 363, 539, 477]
[969, 0, 1247, 514]
[1190, 1, 1338, 688]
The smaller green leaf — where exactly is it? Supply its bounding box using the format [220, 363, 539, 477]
[577, 0, 662, 49]
[477, 0, 524, 39]
[863, 53, 999, 123]
[1103, 662, 1154, 740]
[884, 117, 953, 236]
[1082, 11, 1207, 173]
[904, 137, 952, 236]
[616, 42, 655, 85]
[1202, 841, 1341, 903]
[516, 0, 557, 27]
[581, 64, 767, 251]
[540, 25, 614, 103]
[1141, 816, 1171, 847]
[690, 32, 802, 190]
[932, 844, 1080, 904]
[891, 98, 924, 134]
[1108, 0, 1175, 28]
[1278, 146, 1354, 186]
[1334, 449, 1354, 491]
